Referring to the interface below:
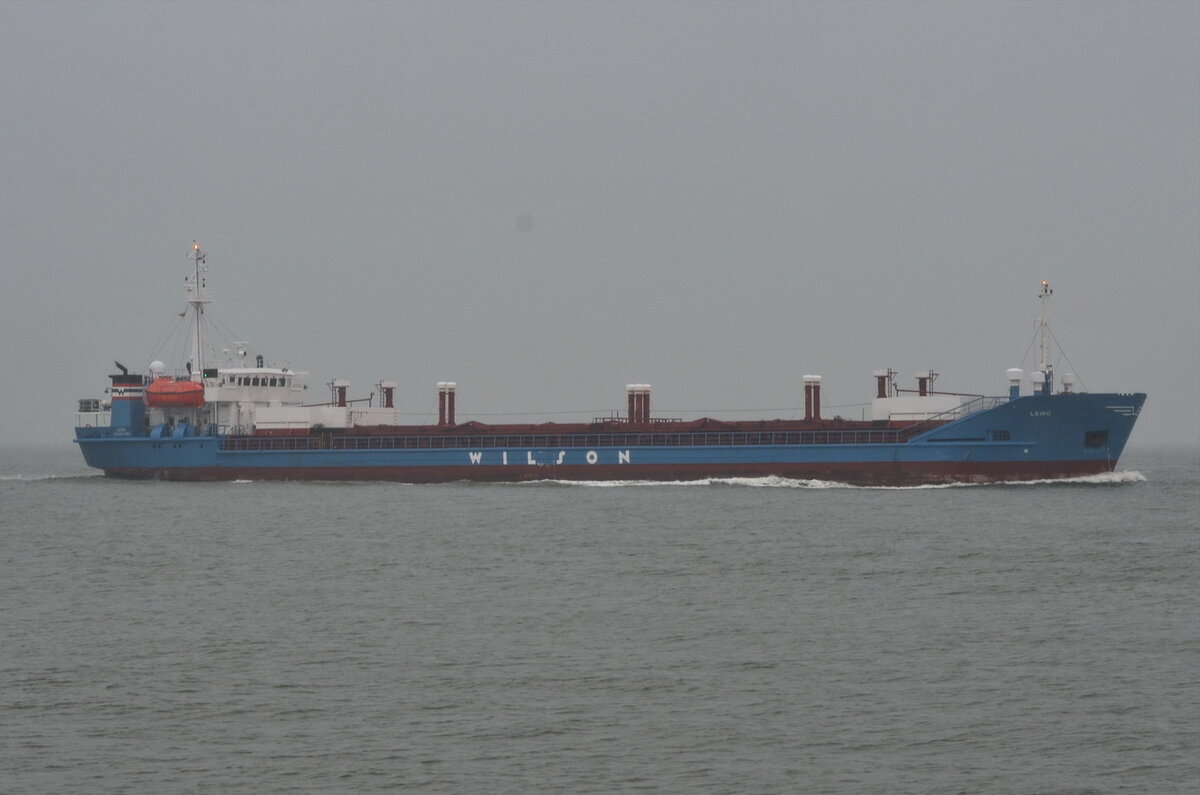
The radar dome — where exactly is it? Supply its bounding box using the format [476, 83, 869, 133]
[149, 360, 166, 376]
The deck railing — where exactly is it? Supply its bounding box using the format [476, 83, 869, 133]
[74, 411, 112, 428]
[222, 427, 916, 452]
[217, 396, 1009, 453]
[892, 395, 1008, 440]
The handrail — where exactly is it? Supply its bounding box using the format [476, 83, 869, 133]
[894, 395, 1008, 440]
[217, 396, 1011, 453]
[224, 427, 916, 452]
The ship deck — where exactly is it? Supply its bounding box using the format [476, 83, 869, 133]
[221, 423, 944, 452]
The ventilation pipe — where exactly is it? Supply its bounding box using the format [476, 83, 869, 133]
[333, 379, 350, 407]
[626, 384, 651, 423]
[437, 382, 458, 425]
[1006, 368, 1024, 400]
[379, 381, 397, 409]
[874, 369, 891, 399]
[1031, 370, 1046, 395]
[803, 375, 822, 421]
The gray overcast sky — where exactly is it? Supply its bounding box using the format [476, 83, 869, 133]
[2, 0, 1197, 448]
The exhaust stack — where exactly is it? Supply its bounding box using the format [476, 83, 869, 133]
[109, 362, 146, 433]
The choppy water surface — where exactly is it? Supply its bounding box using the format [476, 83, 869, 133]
[2, 445, 1197, 792]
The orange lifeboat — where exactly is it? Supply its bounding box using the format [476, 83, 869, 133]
[145, 377, 205, 408]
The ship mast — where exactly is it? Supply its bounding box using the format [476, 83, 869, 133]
[1038, 279, 1053, 393]
[185, 242, 211, 381]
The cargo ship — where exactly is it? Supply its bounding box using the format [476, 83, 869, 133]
[74, 245, 1145, 485]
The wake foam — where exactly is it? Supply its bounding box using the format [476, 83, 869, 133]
[991, 470, 1147, 487]
[524, 471, 1147, 489]
[2, 471, 1144, 489]
[0, 473, 101, 482]
[525, 475, 854, 489]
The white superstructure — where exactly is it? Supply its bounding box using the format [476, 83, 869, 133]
[133, 244, 402, 435]
[869, 369, 968, 422]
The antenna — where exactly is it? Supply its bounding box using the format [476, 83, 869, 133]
[1038, 280, 1053, 393]
[185, 242, 211, 380]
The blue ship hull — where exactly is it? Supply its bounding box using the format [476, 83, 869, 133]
[75, 392, 1145, 485]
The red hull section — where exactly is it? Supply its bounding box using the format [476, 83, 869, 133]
[145, 378, 205, 408]
[104, 459, 1115, 486]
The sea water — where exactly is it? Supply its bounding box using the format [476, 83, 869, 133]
[1, 445, 1196, 792]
